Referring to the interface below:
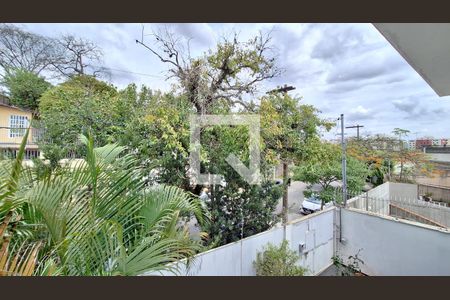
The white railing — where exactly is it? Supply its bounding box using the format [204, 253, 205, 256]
[347, 182, 450, 228]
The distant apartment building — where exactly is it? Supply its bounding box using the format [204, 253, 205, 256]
[0, 96, 41, 159]
[432, 139, 442, 146]
[407, 140, 416, 149]
[415, 139, 432, 149]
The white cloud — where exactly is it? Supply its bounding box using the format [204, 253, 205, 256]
[14, 23, 450, 138]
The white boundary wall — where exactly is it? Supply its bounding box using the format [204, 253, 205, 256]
[348, 182, 450, 228]
[347, 182, 390, 214]
[338, 208, 450, 275]
[145, 208, 336, 276]
[145, 181, 450, 276]
[389, 182, 418, 199]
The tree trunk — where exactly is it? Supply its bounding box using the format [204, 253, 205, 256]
[282, 162, 288, 225]
[399, 159, 404, 182]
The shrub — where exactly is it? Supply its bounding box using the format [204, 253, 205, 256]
[254, 240, 306, 276]
[332, 249, 365, 276]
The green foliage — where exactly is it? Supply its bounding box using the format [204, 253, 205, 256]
[332, 249, 364, 276]
[0, 133, 208, 276]
[139, 30, 279, 114]
[254, 240, 306, 276]
[204, 181, 282, 245]
[2, 68, 51, 112]
[294, 142, 369, 204]
[197, 112, 284, 245]
[120, 91, 193, 189]
[259, 92, 332, 222]
[37, 76, 138, 163]
[260, 93, 333, 165]
[119, 89, 331, 246]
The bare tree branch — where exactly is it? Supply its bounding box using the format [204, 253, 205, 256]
[136, 27, 281, 114]
[0, 24, 60, 77]
[53, 35, 104, 78]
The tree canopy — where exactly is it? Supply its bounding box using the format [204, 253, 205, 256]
[0, 131, 207, 275]
[37, 75, 137, 164]
[137, 29, 280, 114]
[347, 132, 436, 183]
[0, 24, 105, 80]
[2, 68, 51, 113]
[294, 142, 369, 205]
[0, 24, 58, 77]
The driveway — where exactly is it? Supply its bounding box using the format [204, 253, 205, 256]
[275, 181, 309, 222]
[186, 180, 330, 237]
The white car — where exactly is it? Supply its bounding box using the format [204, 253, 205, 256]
[300, 195, 333, 214]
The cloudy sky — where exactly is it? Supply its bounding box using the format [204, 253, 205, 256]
[20, 23, 450, 139]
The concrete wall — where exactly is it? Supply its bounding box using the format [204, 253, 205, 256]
[391, 198, 450, 227]
[389, 182, 418, 199]
[288, 208, 335, 274]
[145, 208, 336, 276]
[416, 175, 450, 188]
[144, 181, 450, 276]
[338, 208, 450, 275]
[427, 153, 450, 163]
[418, 184, 450, 203]
[347, 182, 390, 215]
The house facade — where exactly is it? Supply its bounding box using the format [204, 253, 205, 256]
[432, 139, 442, 146]
[0, 100, 40, 159]
[407, 140, 416, 149]
[415, 139, 432, 149]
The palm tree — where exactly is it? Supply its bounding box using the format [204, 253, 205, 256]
[1, 130, 208, 276]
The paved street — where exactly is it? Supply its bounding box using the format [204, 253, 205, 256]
[186, 180, 326, 237]
[275, 181, 309, 222]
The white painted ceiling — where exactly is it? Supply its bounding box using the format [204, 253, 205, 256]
[374, 23, 450, 97]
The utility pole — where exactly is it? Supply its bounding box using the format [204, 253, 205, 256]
[268, 84, 296, 240]
[345, 124, 364, 139]
[267, 84, 296, 95]
[338, 114, 347, 206]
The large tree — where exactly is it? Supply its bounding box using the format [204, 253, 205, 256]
[0, 24, 58, 77]
[259, 92, 332, 224]
[136, 28, 280, 114]
[130, 29, 333, 245]
[294, 142, 369, 208]
[0, 24, 105, 80]
[37, 75, 137, 165]
[2, 68, 51, 113]
[53, 35, 105, 78]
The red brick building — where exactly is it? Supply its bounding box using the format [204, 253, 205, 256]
[415, 139, 432, 149]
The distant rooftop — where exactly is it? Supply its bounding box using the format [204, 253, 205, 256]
[0, 93, 32, 113]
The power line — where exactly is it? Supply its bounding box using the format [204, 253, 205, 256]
[266, 84, 296, 94]
[345, 124, 364, 139]
[93, 65, 165, 79]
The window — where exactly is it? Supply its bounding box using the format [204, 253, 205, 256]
[9, 115, 29, 138]
[25, 149, 40, 159]
[0, 149, 40, 160]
